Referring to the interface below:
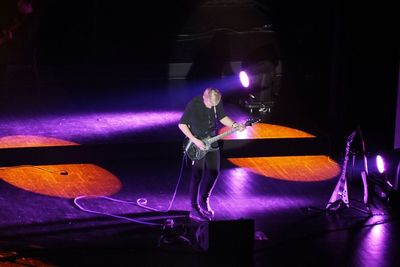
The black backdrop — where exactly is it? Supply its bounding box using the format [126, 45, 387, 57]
[1, 0, 398, 153]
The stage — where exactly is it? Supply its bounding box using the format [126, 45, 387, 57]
[1, 1, 399, 265]
[0, 85, 399, 267]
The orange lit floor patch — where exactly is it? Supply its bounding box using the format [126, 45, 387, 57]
[0, 135, 78, 147]
[0, 135, 122, 198]
[220, 123, 316, 139]
[228, 155, 341, 182]
[0, 164, 122, 198]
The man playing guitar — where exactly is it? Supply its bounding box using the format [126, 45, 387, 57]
[178, 87, 245, 221]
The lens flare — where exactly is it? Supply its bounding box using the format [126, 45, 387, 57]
[376, 155, 385, 174]
[239, 71, 250, 88]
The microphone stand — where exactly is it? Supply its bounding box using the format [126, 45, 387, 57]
[357, 126, 372, 214]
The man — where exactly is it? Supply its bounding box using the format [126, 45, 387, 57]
[178, 87, 244, 221]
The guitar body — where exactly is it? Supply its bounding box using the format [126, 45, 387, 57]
[183, 138, 212, 161]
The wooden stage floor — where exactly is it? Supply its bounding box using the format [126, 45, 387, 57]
[0, 89, 399, 267]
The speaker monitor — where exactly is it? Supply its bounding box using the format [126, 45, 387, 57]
[196, 219, 255, 263]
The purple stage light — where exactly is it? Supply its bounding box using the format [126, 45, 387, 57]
[0, 110, 182, 145]
[239, 71, 250, 88]
[376, 155, 385, 174]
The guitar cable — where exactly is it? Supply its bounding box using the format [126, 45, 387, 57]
[73, 151, 189, 227]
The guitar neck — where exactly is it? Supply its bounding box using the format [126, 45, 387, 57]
[208, 127, 239, 143]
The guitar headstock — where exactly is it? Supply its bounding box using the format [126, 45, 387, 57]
[244, 117, 261, 127]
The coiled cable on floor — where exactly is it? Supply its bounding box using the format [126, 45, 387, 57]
[135, 152, 188, 212]
[73, 152, 188, 227]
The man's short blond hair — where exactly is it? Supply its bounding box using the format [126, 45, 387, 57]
[204, 87, 221, 105]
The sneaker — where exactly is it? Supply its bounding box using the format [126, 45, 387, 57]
[199, 197, 215, 220]
[189, 206, 210, 222]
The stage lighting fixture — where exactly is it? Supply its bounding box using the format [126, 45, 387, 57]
[237, 69, 274, 117]
[385, 158, 400, 210]
[369, 152, 400, 209]
[239, 70, 250, 88]
[371, 153, 389, 199]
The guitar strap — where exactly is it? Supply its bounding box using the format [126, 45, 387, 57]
[213, 106, 217, 119]
[209, 106, 219, 149]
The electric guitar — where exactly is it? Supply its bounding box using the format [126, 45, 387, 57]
[183, 117, 260, 161]
[325, 130, 356, 210]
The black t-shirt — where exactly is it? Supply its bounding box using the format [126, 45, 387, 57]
[179, 95, 227, 140]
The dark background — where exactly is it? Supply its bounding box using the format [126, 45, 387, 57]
[1, 0, 399, 154]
